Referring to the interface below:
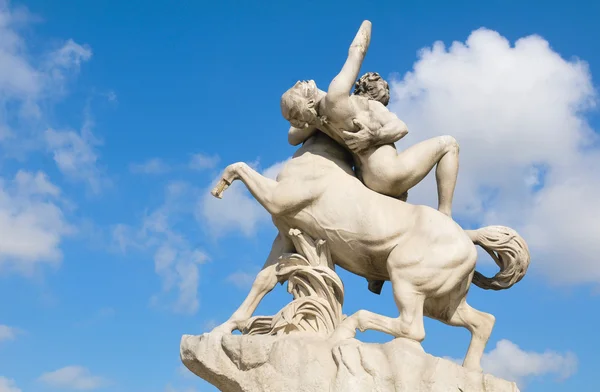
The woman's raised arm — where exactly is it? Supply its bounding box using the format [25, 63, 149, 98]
[326, 20, 372, 99]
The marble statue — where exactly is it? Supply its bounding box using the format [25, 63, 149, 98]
[181, 20, 531, 392]
[243, 228, 344, 337]
[281, 21, 459, 218]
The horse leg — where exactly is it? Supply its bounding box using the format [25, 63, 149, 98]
[210, 231, 294, 334]
[211, 162, 314, 216]
[442, 299, 495, 372]
[330, 279, 425, 342]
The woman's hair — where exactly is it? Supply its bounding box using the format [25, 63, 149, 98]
[280, 81, 318, 124]
[353, 72, 390, 107]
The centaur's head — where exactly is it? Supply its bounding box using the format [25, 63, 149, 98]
[353, 72, 390, 106]
[280, 80, 320, 129]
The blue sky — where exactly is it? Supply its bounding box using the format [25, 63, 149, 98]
[0, 0, 599, 391]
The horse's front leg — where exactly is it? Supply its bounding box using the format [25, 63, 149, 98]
[210, 230, 294, 334]
[212, 162, 287, 215]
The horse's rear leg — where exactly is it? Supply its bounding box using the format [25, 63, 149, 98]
[440, 299, 495, 372]
[330, 280, 425, 343]
[389, 280, 426, 342]
[210, 231, 294, 334]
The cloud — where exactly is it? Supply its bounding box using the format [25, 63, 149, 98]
[388, 28, 600, 285]
[44, 110, 108, 194]
[226, 270, 257, 289]
[0, 325, 19, 342]
[262, 158, 290, 181]
[43, 39, 92, 96]
[189, 153, 219, 171]
[0, 3, 92, 146]
[105, 90, 117, 102]
[0, 377, 21, 392]
[201, 319, 219, 331]
[129, 158, 170, 175]
[112, 182, 208, 314]
[150, 243, 208, 314]
[0, 2, 104, 196]
[46, 39, 91, 69]
[0, 170, 73, 275]
[39, 366, 107, 390]
[0, 0, 99, 278]
[481, 339, 577, 388]
[197, 160, 289, 237]
[199, 181, 269, 237]
[0, 4, 41, 106]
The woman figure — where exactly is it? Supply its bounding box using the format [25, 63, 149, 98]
[281, 21, 459, 217]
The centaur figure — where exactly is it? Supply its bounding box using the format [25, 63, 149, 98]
[208, 21, 530, 372]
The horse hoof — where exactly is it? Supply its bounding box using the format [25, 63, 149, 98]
[211, 179, 230, 199]
[210, 188, 223, 199]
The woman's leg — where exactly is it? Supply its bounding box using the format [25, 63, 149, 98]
[389, 135, 459, 216]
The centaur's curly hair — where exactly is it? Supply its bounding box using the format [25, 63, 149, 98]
[353, 72, 390, 107]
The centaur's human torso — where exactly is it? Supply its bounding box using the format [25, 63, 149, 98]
[275, 132, 472, 283]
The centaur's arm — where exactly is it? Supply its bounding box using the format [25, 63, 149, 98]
[327, 20, 372, 99]
[288, 125, 317, 146]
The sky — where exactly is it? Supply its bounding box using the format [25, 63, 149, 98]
[0, 0, 599, 391]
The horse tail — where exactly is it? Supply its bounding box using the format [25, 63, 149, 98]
[465, 226, 531, 291]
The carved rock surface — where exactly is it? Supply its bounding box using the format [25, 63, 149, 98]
[180, 333, 520, 392]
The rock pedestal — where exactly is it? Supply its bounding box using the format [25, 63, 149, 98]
[180, 333, 520, 392]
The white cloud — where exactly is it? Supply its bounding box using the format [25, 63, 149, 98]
[150, 243, 208, 314]
[39, 366, 107, 390]
[105, 90, 117, 102]
[201, 319, 219, 331]
[0, 170, 73, 275]
[197, 160, 288, 237]
[0, 4, 41, 103]
[44, 111, 107, 193]
[0, 2, 99, 277]
[199, 180, 269, 237]
[0, 377, 21, 392]
[226, 270, 258, 289]
[130, 158, 170, 174]
[0, 3, 92, 143]
[47, 39, 92, 69]
[43, 39, 92, 96]
[262, 158, 290, 181]
[0, 325, 18, 342]
[388, 28, 600, 285]
[0, 2, 103, 195]
[189, 153, 219, 171]
[481, 339, 577, 388]
[111, 223, 139, 253]
[112, 182, 208, 314]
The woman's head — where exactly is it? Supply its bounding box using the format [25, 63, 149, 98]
[281, 80, 319, 128]
[353, 72, 390, 106]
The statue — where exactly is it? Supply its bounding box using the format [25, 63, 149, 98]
[181, 20, 530, 392]
[281, 21, 459, 218]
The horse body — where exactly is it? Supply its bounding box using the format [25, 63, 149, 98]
[211, 132, 530, 372]
[274, 133, 476, 288]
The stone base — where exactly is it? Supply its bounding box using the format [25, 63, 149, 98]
[180, 333, 519, 392]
